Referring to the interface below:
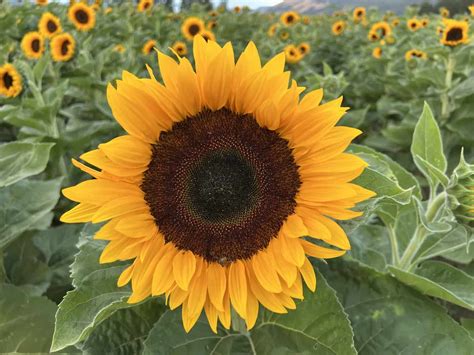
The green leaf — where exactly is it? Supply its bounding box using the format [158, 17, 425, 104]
[461, 318, 474, 338]
[0, 141, 55, 187]
[0, 283, 57, 353]
[0, 178, 62, 249]
[33, 54, 50, 84]
[411, 102, 447, 185]
[415, 226, 472, 262]
[143, 270, 356, 354]
[51, 234, 133, 352]
[322, 260, 474, 354]
[413, 154, 449, 188]
[80, 299, 166, 355]
[389, 261, 474, 311]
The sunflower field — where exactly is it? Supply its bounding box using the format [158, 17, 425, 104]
[0, 0, 473, 354]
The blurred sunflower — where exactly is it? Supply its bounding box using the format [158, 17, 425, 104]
[268, 23, 277, 37]
[280, 11, 300, 26]
[200, 30, 216, 42]
[61, 35, 373, 333]
[68, 3, 96, 31]
[405, 49, 427, 61]
[370, 21, 391, 38]
[181, 17, 205, 40]
[38, 12, 62, 39]
[142, 39, 157, 55]
[284, 44, 303, 63]
[372, 46, 382, 58]
[137, 0, 153, 12]
[298, 42, 310, 55]
[234, 6, 241, 13]
[353, 7, 366, 23]
[51, 33, 76, 62]
[0, 64, 22, 98]
[105, 7, 112, 14]
[171, 41, 187, 56]
[392, 18, 400, 27]
[407, 18, 422, 31]
[437, 26, 444, 36]
[209, 10, 218, 17]
[332, 20, 346, 35]
[441, 19, 470, 46]
[36, 0, 48, 5]
[368, 31, 379, 41]
[207, 20, 217, 30]
[302, 16, 310, 25]
[279, 30, 290, 40]
[440, 7, 450, 18]
[469, 5, 474, 16]
[421, 18, 429, 27]
[21, 31, 44, 60]
[113, 44, 126, 53]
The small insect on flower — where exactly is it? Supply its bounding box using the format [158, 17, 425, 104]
[137, 0, 153, 12]
[441, 19, 470, 46]
[281, 11, 300, 26]
[171, 41, 187, 56]
[38, 12, 62, 39]
[284, 44, 303, 63]
[61, 36, 374, 333]
[21, 31, 45, 60]
[332, 20, 346, 35]
[405, 49, 428, 61]
[51, 33, 76, 62]
[0, 64, 22, 98]
[142, 39, 157, 55]
[68, 3, 96, 31]
[181, 17, 205, 40]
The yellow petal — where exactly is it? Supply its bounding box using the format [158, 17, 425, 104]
[279, 234, 305, 267]
[282, 214, 308, 238]
[60, 203, 99, 223]
[252, 251, 282, 293]
[204, 300, 219, 333]
[300, 239, 347, 259]
[246, 289, 259, 330]
[228, 260, 247, 318]
[173, 250, 197, 291]
[207, 262, 226, 311]
[299, 257, 316, 291]
[92, 196, 148, 223]
[117, 263, 134, 287]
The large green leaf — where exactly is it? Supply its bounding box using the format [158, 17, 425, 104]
[80, 299, 166, 355]
[0, 141, 55, 187]
[389, 261, 474, 311]
[51, 234, 133, 352]
[322, 260, 474, 354]
[0, 178, 62, 249]
[143, 270, 356, 354]
[0, 283, 57, 353]
[415, 226, 472, 262]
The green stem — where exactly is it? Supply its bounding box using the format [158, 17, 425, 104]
[440, 55, 455, 122]
[388, 225, 400, 265]
[426, 192, 447, 222]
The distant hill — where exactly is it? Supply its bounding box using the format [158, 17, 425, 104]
[258, 0, 436, 14]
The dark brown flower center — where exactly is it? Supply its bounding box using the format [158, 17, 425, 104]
[47, 20, 57, 33]
[75, 9, 89, 24]
[31, 39, 40, 52]
[188, 24, 200, 36]
[141, 108, 301, 263]
[356, 10, 363, 17]
[287, 15, 294, 23]
[300, 46, 307, 53]
[144, 2, 150, 9]
[3, 72, 13, 89]
[61, 39, 71, 55]
[446, 27, 463, 41]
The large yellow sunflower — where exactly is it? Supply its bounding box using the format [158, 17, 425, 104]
[171, 41, 188, 56]
[51, 33, 76, 62]
[68, 3, 96, 31]
[142, 39, 157, 55]
[137, 0, 153, 12]
[0, 64, 22, 98]
[38, 12, 62, 39]
[353, 7, 366, 23]
[280, 11, 300, 26]
[441, 19, 470, 46]
[21, 31, 45, 60]
[61, 36, 374, 333]
[181, 17, 205, 40]
[332, 20, 346, 35]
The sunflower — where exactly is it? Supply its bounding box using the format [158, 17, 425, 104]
[302, 16, 310, 25]
[440, 7, 450, 18]
[368, 31, 379, 41]
[171, 41, 187, 56]
[113, 44, 126, 53]
[353, 7, 366, 23]
[68, 3, 96, 31]
[207, 20, 217, 30]
[372, 46, 382, 59]
[142, 40, 156, 55]
[234, 6, 241, 13]
[441, 19, 470, 46]
[51, 33, 76, 62]
[36, 0, 48, 5]
[370, 21, 391, 38]
[268, 23, 277, 37]
[38, 12, 62, 39]
[279, 30, 290, 40]
[284, 44, 303, 63]
[200, 30, 216, 42]
[405, 49, 428, 61]
[469, 5, 474, 16]
[407, 18, 421, 31]
[105, 7, 112, 14]
[0, 64, 22, 98]
[281, 11, 300, 26]
[181, 17, 205, 40]
[421, 18, 429, 27]
[209, 10, 218, 17]
[137, 0, 153, 12]
[61, 36, 373, 333]
[21, 31, 45, 60]
[392, 18, 400, 27]
[332, 21, 346, 35]
[297, 42, 310, 55]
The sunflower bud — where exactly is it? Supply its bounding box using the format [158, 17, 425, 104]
[448, 151, 474, 225]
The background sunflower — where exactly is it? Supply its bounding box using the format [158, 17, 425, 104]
[21, 32, 44, 60]
[50, 33, 76, 62]
[38, 12, 62, 38]
[68, 3, 96, 31]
